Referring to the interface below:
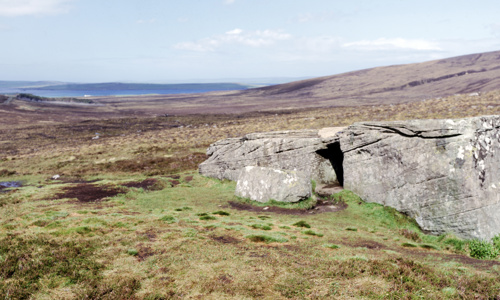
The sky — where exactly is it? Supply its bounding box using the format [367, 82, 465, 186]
[1, 0, 500, 83]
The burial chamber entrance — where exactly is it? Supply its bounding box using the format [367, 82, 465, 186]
[316, 141, 344, 186]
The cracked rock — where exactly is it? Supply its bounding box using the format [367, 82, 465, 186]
[338, 116, 500, 240]
[199, 129, 341, 183]
[235, 166, 312, 203]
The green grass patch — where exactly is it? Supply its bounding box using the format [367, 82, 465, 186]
[441, 287, 457, 296]
[492, 234, 500, 250]
[175, 206, 192, 211]
[199, 215, 217, 221]
[159, 215, 176, 223]
[113, 221, 129, 228]
[0, 234, 103, 298]
[235, 195, 317, 210]
[246, 234, 288, 243]
[292, 220, 311, 228]
[127, 248, 138, 256]
[81, 217, 108, 226]
[52, 226, 93, 236]
[419, 244, 440, 250]
[249, 224, 272, 230]
[345, 227, 358, 231]
[402, 242, 418, 248]
[31, 220, 50, 227]
[302, 230, 323, 237]
[468, 239, 499, 260]
[212, 210, 230, 216]
[45, 210, 69, 220]
[334, 190, 420, 231]
[324, 244, 341, 249]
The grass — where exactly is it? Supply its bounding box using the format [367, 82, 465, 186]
[324, 244, 341, 249]
[249, 224, 272, 230]
[2, 90, 500, 298]
[246, 234, 288, 243]
[4, 172, 497, 298]
[468, 239, 499, 259]
[212, 210, 230, 216]
[235, 195, 317, 210]
[302, 229, 324, 237]
[292, 220, 311, 228]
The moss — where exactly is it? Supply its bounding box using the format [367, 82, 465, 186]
[324, 244, 341, 249]
[302, 230, 323, 237]
[127, 248, 138, 256]
[212, 210, 230, 216]
[159, 215, 176, 223]
[246, 234, 288, 243]
[249, 224, 272, 230]
[292, 220, 311, 228]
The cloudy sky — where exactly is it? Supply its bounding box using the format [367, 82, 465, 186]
[1, 0, 500, 83]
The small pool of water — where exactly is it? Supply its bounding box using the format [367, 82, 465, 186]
[0, 181, 22, 192]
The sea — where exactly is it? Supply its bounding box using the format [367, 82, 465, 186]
[0, 87, 247, 98]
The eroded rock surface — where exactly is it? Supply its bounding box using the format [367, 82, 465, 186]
[199, 129, 342, 183]
[199, 116, 500, 240]
[338, 116, 500, 240]
[235, 166, 312, 203]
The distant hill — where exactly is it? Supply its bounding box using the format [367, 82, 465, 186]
[229, 50, 500, 107]
[3, 50, 500, 117]
[29, 82, 251, 91]
[0, 81, 65, 89]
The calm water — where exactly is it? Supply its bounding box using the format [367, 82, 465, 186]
[0, 181, 22, 193]
[0, 87, 247, 98]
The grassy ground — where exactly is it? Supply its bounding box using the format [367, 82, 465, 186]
[1, 91, 500, 299]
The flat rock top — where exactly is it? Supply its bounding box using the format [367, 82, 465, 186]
[318, 127, 346, 138]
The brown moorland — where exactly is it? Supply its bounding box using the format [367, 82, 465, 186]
[2, 50, 500, 129]
[1, 51, 500, 299]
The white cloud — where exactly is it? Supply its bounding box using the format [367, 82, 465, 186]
[226, 28, 243, 35]
[0, 0, 73, 17]
[342, 38, 442, 51]
[224, 0, 235, 4]
[136, 18, 157, 24]
[174, 28, 292, 52]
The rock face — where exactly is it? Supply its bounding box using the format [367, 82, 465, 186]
[199, 129, 343, 184]
[338, 116, 500, 240]
[235, 166, 312, 203]
[199, 116, 500, 240]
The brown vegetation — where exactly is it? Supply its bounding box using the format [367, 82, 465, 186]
[2, 52, 500, 298]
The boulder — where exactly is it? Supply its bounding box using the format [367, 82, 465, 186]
[338, 116, 500, 240]
[199, 116, 500, 240]
[235, 166, 312, 203]
[199, 129, 344, 184]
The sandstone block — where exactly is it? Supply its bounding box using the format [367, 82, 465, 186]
[235, 166, 312, 203]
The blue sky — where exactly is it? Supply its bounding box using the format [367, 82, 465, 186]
[1, 0, 500, 83]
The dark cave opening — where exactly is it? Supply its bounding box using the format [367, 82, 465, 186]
[317, 142, 344, 186]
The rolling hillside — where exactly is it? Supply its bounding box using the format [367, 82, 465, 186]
[89, 50, 500, 114]
[227, 50, 500, 107]
[2, 50, 500, 122]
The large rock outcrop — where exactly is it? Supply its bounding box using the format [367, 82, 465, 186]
[199, 129, 343, 183]
[338, 116, 500, 240]
[199, 116, 500, 240]
[235, 166, 312, 203]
